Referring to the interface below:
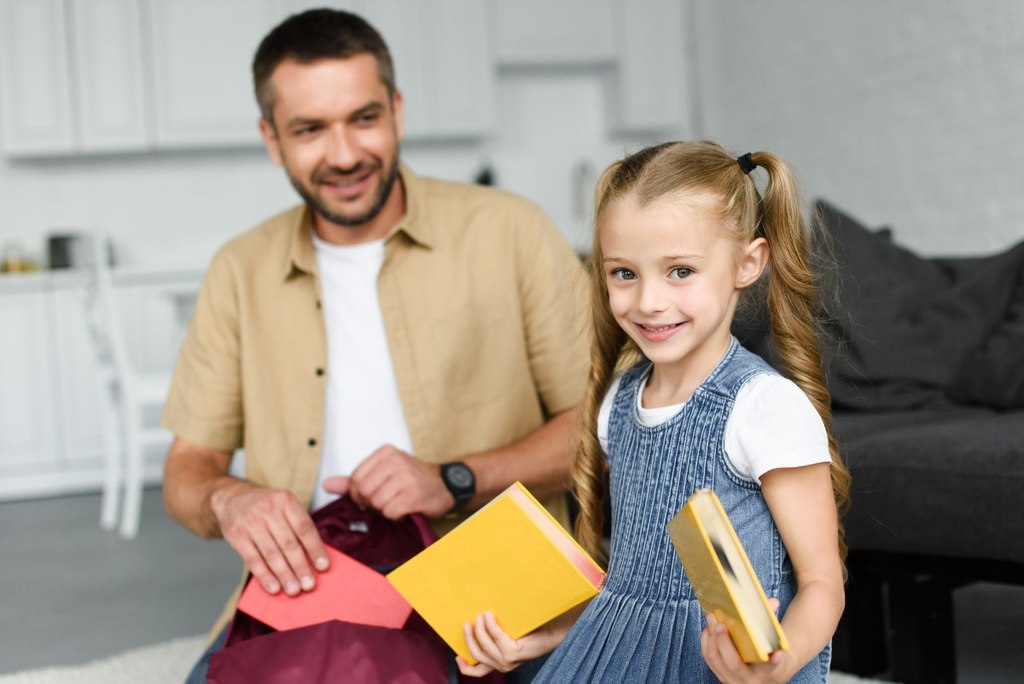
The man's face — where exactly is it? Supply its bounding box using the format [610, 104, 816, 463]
[259, 54, 404, 242]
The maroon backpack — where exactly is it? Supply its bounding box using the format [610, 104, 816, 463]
[207, 495, 505, 684]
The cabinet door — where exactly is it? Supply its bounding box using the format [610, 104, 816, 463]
[0, 0, 75, 156]
[147, 0, 281, 147]
[418, 0, 494, 137]
[493, 0, 615, 65]
[49, 283, 106, 469]
[69, 0, 151, 152]
[0, 287, 59, 488]
[613, 0, 693, 134]
[362, 0, 493, 139]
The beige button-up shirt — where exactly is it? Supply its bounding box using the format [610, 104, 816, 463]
[163, 164, 589, 527]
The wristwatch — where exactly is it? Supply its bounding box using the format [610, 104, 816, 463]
[439, 461, 476, 513]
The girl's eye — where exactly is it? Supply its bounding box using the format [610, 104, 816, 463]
[610, 268, 637, 281]
[670, 267, 692, 279]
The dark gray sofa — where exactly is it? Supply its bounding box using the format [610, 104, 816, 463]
[734, 200, 1024, 684]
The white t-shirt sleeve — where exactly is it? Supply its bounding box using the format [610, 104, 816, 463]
[724, 374, 830, 483]
[596, 373, 624, 453]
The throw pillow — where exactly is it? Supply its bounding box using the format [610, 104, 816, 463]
[815, 200, 951, 409]
[813, 201, 1021, 410]
[949, 246, 1024, 409]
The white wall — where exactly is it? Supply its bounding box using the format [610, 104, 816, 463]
[694, 0, 1024, 256]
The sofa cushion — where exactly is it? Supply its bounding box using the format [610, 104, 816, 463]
[836, 407, 1024, 564]
[949, 256, 1024, 409]
[814, 201, 1024, 410]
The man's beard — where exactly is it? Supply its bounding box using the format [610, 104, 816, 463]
[289, 153, 400, 228]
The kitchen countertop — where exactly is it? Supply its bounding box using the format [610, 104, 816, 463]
[0, 265, 205, 293]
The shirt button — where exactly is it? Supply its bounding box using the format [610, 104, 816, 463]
[308, 438, 317, 447]
[316, 300, 322, 309]
[316, 367, 324, 376]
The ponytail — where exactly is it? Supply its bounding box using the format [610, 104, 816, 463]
[572, 160, 635, 565]
[749, 152, 851, 569]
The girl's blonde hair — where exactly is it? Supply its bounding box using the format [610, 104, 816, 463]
[574, 140, 851, 572]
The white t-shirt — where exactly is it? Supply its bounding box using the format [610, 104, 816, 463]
[310, 234, 413, 510]
[597, 370, 829, 483]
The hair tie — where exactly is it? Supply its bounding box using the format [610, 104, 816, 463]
[737, 153, 756, 175]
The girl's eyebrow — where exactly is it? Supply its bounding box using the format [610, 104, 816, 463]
[603, 254, 704, 263]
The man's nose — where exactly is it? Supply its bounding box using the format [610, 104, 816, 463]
[325, 125, 359, 169]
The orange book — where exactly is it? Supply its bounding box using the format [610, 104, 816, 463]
[236, 545, 412, 632]
[387, 482, 606, 664]
[666, 488, 788, 662]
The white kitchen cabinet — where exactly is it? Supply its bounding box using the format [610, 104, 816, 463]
[415, 0, 494, 138]
[492, 0, 616, 66]
[0, 281, 60, 495]
[612, 0, 693, 134]
[0, 0, 76, 155]
[70, 0, 151, 152]
[146, 0, 281, 148]
[1, 0, 497, 156]
[0, 0, 150, 156]
[49, 281, 106, 471]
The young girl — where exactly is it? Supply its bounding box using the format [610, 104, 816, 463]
[457, 141, 850, 683]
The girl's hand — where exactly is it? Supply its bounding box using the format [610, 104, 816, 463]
[455, 612, 562, 677]
[700, 606, 793, 684]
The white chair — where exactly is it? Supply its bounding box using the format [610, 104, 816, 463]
[82, 234, 174, 539]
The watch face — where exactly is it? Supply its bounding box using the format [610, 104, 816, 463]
[446, 463, 474, 490]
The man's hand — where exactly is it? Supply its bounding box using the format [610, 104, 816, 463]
[322, 444, 454, 519]
[210, 479, 330, 596]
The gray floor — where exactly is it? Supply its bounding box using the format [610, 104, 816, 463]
[0, 489, 240, 675]
[1, 489, 1023, 682]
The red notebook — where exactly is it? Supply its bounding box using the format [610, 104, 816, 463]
[236, 545, 412, 631]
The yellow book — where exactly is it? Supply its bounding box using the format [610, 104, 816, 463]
[387, 482, 606, 664]
[666, 488, 789, 663]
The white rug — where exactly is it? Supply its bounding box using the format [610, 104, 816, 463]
[0, 635, 206, 684]
[0, 635, 888, 684]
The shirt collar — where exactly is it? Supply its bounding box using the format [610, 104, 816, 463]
[284, 205, 318, 280]
[387, 163, 433, 249]
[282, 162, 432, 281]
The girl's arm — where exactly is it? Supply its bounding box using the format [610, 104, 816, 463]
[703, 462, 845, 683]
[456, 602, 587, 677]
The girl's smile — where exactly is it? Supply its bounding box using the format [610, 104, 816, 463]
[635, 320, 687, 342]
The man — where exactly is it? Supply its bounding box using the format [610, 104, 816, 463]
[161, 8, 588, 681]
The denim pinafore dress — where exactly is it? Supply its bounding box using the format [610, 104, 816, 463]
[534, 340, 831, 683]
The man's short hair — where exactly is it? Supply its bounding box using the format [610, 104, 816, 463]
[252, 8, 396, 124]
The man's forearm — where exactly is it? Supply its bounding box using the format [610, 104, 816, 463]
[163, 437, 239, 539]
[461, 406, 579, 507]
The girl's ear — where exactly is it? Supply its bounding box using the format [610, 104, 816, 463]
[736, 237, 769, 289]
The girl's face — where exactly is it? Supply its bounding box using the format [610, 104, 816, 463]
[601, 193, 762, 386]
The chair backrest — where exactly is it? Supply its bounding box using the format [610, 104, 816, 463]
[82, 232, 137, 401]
